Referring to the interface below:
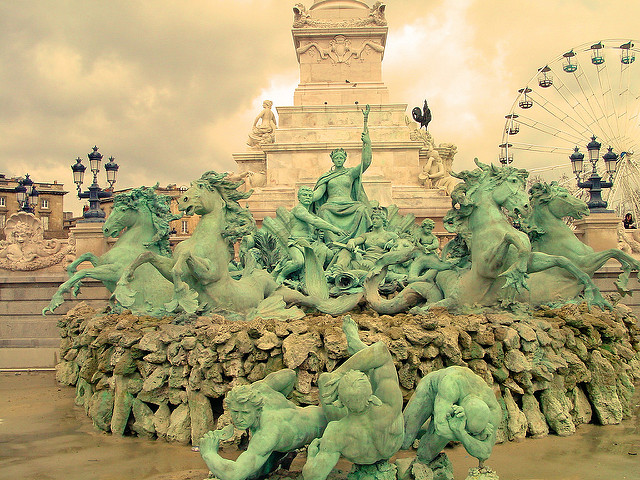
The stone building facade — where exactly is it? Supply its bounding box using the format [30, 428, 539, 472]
[0, 174, 68, 240]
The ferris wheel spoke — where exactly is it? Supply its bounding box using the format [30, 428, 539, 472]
[515, 114, 585, 144]
[593, 60, 622, 143]
[526, 91, 592, 140]
[571, 56, 621, 146]
[547, 72, 601, 137]
[509, 142, 573, 154]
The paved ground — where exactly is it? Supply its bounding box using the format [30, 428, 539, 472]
[0, 372, 638, 480]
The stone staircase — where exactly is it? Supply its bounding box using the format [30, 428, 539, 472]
[0, 272, 109, 369]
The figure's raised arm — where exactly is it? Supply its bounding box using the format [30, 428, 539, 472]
[261, 369, 296, 397]
[200, 428, 278, 480]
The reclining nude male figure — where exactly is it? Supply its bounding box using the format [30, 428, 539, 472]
[302, 315, 404, 480]
[199, 369, 328, 480]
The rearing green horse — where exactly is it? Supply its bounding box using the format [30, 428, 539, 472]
[44, 186, 178, 316]
[117, 172, 282, 316]
[525, 181, 640, 296]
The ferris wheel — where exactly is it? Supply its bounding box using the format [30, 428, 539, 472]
[500, 39, 640, 221]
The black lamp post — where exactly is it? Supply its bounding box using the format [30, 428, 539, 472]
[569, 136, 618, 212]
[15, 174, 39, 213]
[72, 146, 119, 221]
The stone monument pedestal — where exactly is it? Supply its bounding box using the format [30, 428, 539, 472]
[71, 222, 109, 260]
[573, 211, 620, 251]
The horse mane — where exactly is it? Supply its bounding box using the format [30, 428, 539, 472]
[113, 185, 181, 256]
[193, 171, 256, 243]
[443, 159, 528, 239]
[528, 181, 569, 205]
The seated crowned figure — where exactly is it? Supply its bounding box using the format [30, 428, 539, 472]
[311, 107, 372, 244]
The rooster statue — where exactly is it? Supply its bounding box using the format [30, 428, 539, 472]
[412, 100, 432, 131]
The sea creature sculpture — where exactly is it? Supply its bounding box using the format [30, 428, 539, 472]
[364, 160, 611, 313]
[525, 182, 640, 297]
[43, 186, 178, 315]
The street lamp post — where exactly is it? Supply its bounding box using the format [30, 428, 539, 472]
[569, 136, 618, 212]
[72, 146, 119, 221]
[15, 174, 39, 213]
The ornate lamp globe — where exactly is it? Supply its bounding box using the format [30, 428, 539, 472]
[569, 147, 584, 177]
[29, 185, 39, 209]
[88, 146, 103, 174]
[22, 173, 34, 196]
[586, 135, 601, 164]
[72, 157, 86, 186]
[104, 156, 119, 187]
[15, 180, 27, 205]
[602, 146, 618, 175]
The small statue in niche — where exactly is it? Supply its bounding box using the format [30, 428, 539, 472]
[419, 147, 459, 195]
[226, 170, 267, 191]
[247, 100, 277, 148]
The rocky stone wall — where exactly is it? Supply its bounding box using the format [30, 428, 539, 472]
[55, 302, 640, 446]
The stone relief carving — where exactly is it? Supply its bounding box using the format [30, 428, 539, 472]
[226, 170, 267, 190]
[0, 212, 75, 271]
[247, 100, 277, 148]
[293, 2, 387, 28]
[297, 36, 385, 64]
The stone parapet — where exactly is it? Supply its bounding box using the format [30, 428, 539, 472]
[56, 303, 640, 446]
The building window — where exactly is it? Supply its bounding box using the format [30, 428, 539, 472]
[0, 214, 5, 229]
[41, 198, 49, 209]
[42, 216, 49, 230]
[181, 220, 189, 234]
[0, 197, 5, 207]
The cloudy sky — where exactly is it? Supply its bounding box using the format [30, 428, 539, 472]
[1, 0, 638, 214]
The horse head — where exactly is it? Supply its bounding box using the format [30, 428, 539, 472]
[459, 160, 530, 217]
[178, 172, 231, 217]
[178, 171, 256, 243]
[491, 168, 530, 218]
[104, 186, 178, 255]
[529, 182, 588, 220]
[103, 200, 143, 238]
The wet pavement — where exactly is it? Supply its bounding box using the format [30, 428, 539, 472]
[0, 372, 638, 480]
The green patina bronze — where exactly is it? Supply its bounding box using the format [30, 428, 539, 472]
[403, 366, 501, 468]
[526, 181, 640, 295]
[363, 160, 613, 313]
[43, 186, 178, 316]
[302, 315, 404, 480]
[311, 105, 372, 245]
[49, 108, 631, 321]
[116, 171, 300, 319]
[199, 369, 327, 480]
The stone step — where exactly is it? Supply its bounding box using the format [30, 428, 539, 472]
[0, 337, 60, 348]
[0, 317, 59, 339]
[0, 347, 59, 369]
[0, 299, 108, 315]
